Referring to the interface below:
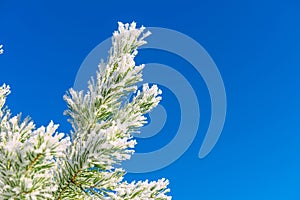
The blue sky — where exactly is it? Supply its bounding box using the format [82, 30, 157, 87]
[1, 0, 300, 199]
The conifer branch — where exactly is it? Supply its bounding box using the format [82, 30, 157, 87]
[0, 22, 171, 199]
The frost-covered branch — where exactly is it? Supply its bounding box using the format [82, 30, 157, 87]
[61, 21, 170, 199]
[0, 85, 70, 199]
[0, 22, 171, 199]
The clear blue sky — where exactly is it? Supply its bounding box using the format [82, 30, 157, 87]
[1, 0, 300, 199]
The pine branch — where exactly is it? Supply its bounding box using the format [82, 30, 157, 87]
[0, 22, 171, 199]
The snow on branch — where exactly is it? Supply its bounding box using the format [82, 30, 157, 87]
[0, 22, 171, 199]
